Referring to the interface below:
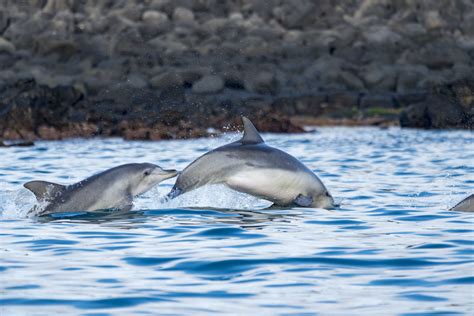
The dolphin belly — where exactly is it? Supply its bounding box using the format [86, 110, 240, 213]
[226, 168, 311, 205]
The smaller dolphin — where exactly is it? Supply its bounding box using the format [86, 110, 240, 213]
[24, 163, 177, 216]
[169, 117, 335, 208]
[449, 194, 474, 212]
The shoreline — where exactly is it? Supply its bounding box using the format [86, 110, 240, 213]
[1, 77, 471, 143]
[1, 2, 473, 141]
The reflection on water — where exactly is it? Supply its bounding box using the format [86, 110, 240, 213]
[36, 207, 295, 230]
[0, 127, 473, 315]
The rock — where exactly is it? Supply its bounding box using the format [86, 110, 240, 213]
[2, 0, 474, 140]
[0, 37, 15, 54]
[360, 95, 395, 108]
[148, 36, 188, 55]
[272, 94, 328, 116]
[141, 10, 170, 36]
[172, 7, 195, 27]
[400, 79, 474, 129]
[460, 12, 474, 36]
[362, 64, 397, 91]
[113, 27, 146, 56]
[272, 0, 315, 29]
[363, 25, 401, 44]
[400, 97, 467, 129]
[178, 68, 205, 86]
[249, 114, 305, 133]
[402, 42, 471, 69]
[304, 55, 348, 90]
[396, 66, 430, 94]
[423, 10, 445, 30]
[126, 74, 148, 89]
[327, 92, 360, 110]
[201, 17, 229, 35]
[192, 75, 224, 94]
[244, 71, 277, 94]
[338, 71, 365, 90]
[0, 78, 84, 140]
[395, 93, 427, 107]
[150, 71, 183, 89]
[42, 0, 72, 14]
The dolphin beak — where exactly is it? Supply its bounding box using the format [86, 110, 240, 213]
[155, 168, 178, 180]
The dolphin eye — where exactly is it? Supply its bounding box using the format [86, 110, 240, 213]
[144, 170, 151, 176]
[325, 192, 331, 197]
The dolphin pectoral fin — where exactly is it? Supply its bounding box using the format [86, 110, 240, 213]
[294, 194, 313, 207]
[24, 181, 66, 201]
[240, 116, 264, 144]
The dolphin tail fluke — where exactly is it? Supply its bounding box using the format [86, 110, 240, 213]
[24, 181, 66, 201]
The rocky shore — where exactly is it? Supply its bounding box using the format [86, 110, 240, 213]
[0, 0, 473, 141]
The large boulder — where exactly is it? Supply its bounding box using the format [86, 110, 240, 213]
[400, 79, 474, 129]
[192, 75, 224, 94]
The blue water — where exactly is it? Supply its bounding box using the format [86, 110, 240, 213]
[0, 127, 473, 315]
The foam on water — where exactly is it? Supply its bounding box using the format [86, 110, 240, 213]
[0, 127, 473, 315]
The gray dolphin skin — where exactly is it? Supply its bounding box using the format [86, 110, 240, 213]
[24, 163, 178, 216]
[449, 194, 474, 212]
[169, 117, 335, 208]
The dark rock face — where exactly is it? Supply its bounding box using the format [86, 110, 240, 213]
[0, 0, 473, 140]
[0, 78, 303, 140]
[400, 80, 474, 129]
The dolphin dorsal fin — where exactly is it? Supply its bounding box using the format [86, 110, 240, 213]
[24, 181, 66, 201]
[240, 116, 264, 144]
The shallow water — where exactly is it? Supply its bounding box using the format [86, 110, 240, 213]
[1, 127, 473, 315]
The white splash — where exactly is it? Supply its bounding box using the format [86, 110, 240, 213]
[0, 187, 36, 219]
[136, 184, 272, 210]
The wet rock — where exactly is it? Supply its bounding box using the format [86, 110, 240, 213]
[304, 55, 348, 90]
[360, 95, 395, 109]
[1, 0, 474, 139]
[126, 74, 148, 89]
[43, 0, 72, 14]
[362, 64, 397, 91]
[150, 71, 183, 89]
[244, 71, 277, 94]
[403, 42, 471, 70]
[423, 10, 445, 30]
[0, 37, 15, 54]
[250, 114, 305, 133]
[0, 78, 84, 140]
[363, 25, 402, 44]
[192, 75, 224, 94]
[172, 7, 195, 27]
[272, 1, 315, 29]
[113, 27, 146, 56]
[396, 66, 430, 94]
[400, 79, 473, 129]
[141, 10, 170, 36]
[338, 71, 365, 90]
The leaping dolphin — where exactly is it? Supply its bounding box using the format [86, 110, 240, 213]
[168, 117, 335, 209]
[449, 194, 474, 212]
[24, 163, 177, 216]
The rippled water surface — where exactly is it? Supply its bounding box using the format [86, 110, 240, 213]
[1, 127, 473, 315]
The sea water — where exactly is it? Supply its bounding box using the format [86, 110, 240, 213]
[0, 127, 473, 315]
